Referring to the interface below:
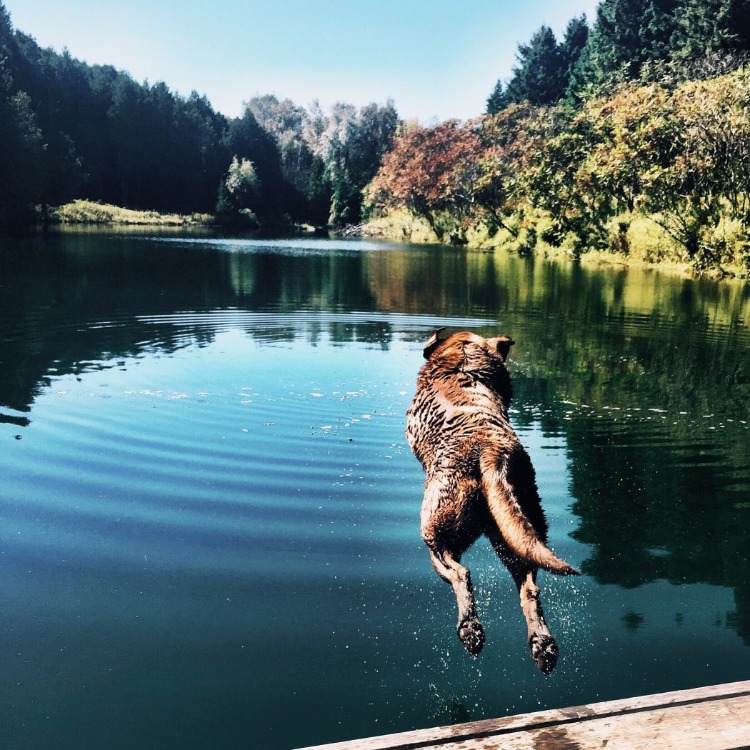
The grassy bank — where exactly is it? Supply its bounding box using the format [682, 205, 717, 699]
[365, 208, 749, 280]
[50, 200, 215, 227]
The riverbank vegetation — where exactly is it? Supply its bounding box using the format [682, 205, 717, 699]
[51, 200, 213, 226]
[366, 69, 750, 276]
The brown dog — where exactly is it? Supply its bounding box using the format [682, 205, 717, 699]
[406, 329, 578, 674]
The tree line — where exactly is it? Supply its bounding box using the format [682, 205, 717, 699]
[0, 2, 397, 228]
[366, 0, 750, 273]
[486, 0, 750, 111]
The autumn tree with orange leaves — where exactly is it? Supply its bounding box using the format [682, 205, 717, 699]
[365, 121, 486, 242]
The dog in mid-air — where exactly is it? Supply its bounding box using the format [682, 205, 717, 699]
[406, 329, 578, 674]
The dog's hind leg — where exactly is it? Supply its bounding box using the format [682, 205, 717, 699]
[488, 532, 558, 674]
[426, 546, 485, 656]
[420, 476, 485, 655]
[513, 566, 558, 674]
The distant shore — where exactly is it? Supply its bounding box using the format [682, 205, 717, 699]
[46, 200, 329, 236]
[48, 200, 215, 227]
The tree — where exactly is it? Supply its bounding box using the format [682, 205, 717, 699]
[673, 0, 750, 59]
[365, 120, 484, 241]
[327, 101, 398, 225]
[488, 20, 587, 114]
[486, 80, 507, 115]
[568, 0, 679, 98]
[0, 5, 44, 223]
[0, 2, 235, 217]
[502, 26, 567, 106]
[216, 156, 261, 222]
[561, 16, 590, 81]
[0, 66, 44, 223]
[228, 108, 287, 222]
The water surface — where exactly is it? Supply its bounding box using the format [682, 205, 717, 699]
[1, 231, 749, 749]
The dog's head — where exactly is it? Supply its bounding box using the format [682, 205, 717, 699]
[423, 329, 515, 365]
[422, 329, 515, 403]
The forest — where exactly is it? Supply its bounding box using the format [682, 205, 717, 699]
[3, 0, 750, 273]
[0, 1, 397, 229]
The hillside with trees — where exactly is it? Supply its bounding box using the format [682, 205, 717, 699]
[0, 2, 396, 229]
[367, 0, 750, 276]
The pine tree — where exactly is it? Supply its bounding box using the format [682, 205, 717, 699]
[486, 21, 588, 114]
[674, 0, 750, 58]
[486, 79, 507, 115]
[566, 0, 679, 98]
[561, 15, 590, 79]
[0, 4, 44, 223]
[503, 26, 567, 106]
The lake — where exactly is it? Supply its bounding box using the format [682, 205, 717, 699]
[1, 231, 749, 750]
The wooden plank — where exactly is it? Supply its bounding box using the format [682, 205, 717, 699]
[296, 680, 750, 750]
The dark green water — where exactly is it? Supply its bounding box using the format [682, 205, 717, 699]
[1, 231, 749, 750]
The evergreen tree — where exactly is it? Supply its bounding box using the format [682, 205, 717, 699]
[569, 0, 679, 96]
[228, 108, 287, 223]
[486, 79, 507, 115]
[0, 5, 44, 223]
[487, 21, 587, 114]
[561, 15, 590, 79]
[503, 26, 567, 106]
[674, 0, 750, 58]
[326, 101, 398, 226]
[0, 1, 406, 228]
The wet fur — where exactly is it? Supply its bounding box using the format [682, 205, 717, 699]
[406, 330, 578, 672]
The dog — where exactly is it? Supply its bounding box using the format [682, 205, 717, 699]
[406, 329, 578, 674]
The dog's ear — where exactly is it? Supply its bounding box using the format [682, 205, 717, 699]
[423, 328, 447, 360]
[496, 335, 515, 362]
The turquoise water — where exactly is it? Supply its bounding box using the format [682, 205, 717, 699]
[1, 231, 749, 749]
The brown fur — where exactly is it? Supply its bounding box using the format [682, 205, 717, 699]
[406, 330, 578, 672]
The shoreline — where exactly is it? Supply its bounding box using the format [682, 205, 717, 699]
[26, 200, 748, 283]
[358, 212, 748, 282]
[39, 200, 326, 235]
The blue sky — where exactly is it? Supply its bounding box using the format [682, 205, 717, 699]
[6, 0, 599, 121]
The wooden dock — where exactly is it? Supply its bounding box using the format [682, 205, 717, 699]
[297, 680, 750, 750]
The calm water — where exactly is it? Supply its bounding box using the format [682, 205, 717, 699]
[1, 231, 749, 750]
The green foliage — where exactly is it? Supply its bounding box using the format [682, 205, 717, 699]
[0, 48, 44, 223]
[234, 96, 397, 227]
[8, 29, 231, 216]
[494, 0, 750, 108]
[485, 80, 506, 116]
[673, 0, 750, 58]
[326, 101, 398, 226]
[561, 15, 590, 79]
[227, 110, 287, 223]
[247, 94, 327, 223]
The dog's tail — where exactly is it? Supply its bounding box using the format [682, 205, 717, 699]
[480, 450, 579, 576]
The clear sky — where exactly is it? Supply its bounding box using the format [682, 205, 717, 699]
[6, 0, 599, 121]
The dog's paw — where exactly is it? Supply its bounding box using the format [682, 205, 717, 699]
[529, 633, 558, 674]
[457, 617, 485, 656]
